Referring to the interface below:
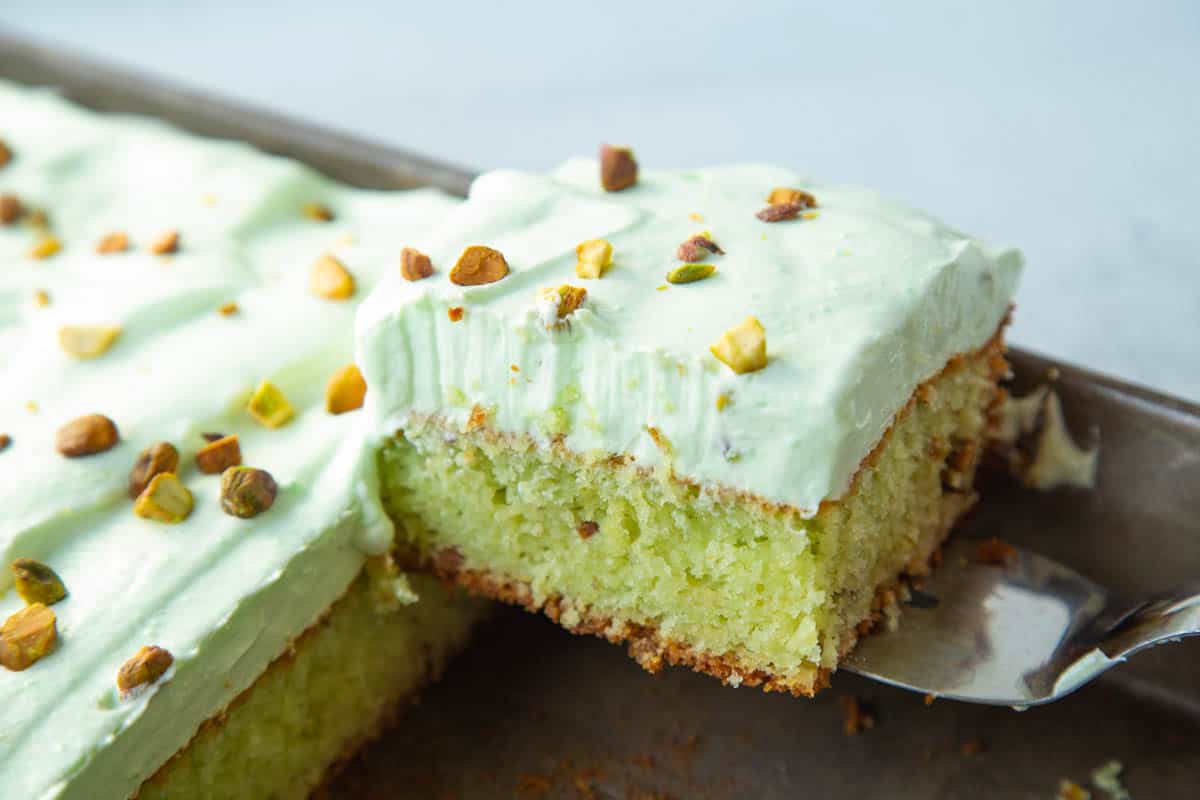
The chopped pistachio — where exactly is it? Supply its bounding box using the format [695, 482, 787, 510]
[755, 202, 805, 223]
[220, 466, 278, 518]
[0, 193, 22, 224]
[56, 413, 119, 457]
[676, 234, 724, 262]
[448, 306, 465, 322]
[766, 187, 817, 208]
[325, 364, 367, 414]
[400, 247, 434, 281]
[310, 253, 356, 300]
[666, 263, 716, 285]
[149, 229, 180, 255]
[217, 301, 238, 316]
[11, 559, 67, 606]
[33, 289, 50, 307]
[710, 316, 768, 374]
[599, 144, 638, 191]
[195, 434, 242, 474]
[128, 441, 180, 499]
[134, 473, 193, 523]
[449, 245, 509, 286]
[302, 202, 334, 222]
[30, 235, 61, 260]
[575, 238, 613, 279]
[96, 231, 130, 254]
[0, 603, 57, 672]
[58, 325, 122, 358]
[246, 380, 294, 428]
[117, 645, 173, 695]
[0, 139, 11, 169]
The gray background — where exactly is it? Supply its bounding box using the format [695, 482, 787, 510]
[6, 1, 1198, 401]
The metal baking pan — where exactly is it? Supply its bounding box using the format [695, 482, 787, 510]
[3, 31, 1197, 799]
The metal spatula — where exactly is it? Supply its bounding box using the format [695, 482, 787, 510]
[842, 536, 1200, 706]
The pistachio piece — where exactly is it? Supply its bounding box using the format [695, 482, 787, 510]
[58, 325, 122, 358]
[599, 144, 638, 191]
[246, 380, 294, 428]
[220, 466, 278, 518]
[96, 231, 130, 254]
[117, 645, 173, 695]
[217, 301, 238, 316]
[666, 263, 716, 285]
[195, 434, 242, 474]
[676, 234, 724, 262]
[326, 364, 367, 414]
[128, 441, 181, 499]
[0, 603, 57, 672]
[575, 238, 613, 279]
[766, 187, 817, 208]
[302, 202, 334, 222]
[449, 245, 509, 286]
[11, 558, 67, 606]
[0, 138, 11, 169]
[755, 202, 805, 223]
[400, 247, 434, 281]
[56, 414, 119, 457]
[710, 316, 767, 374]
[149, 229, 180, 255]
[0, 193, 22, 225]
[30, 235, 61, 260]
[310, 254, 356, 300]
[134, 473, 194, 523]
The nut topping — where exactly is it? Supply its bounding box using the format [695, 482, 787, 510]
[976, 537, 1018, 567]
[11, 559, 67, 606]
[766, 187, 817, 209]
[149, 229, 180, 255]
[755, 202, 805, 223]
[325, 364, 367, 414]
[676, 234, 724, 262]
[128, 441, 181, 499]
[710, 316, 767, 374]
[56, 414, 119, 457]
[246, 380, 294, 428]
[0, 433, 10, 451]
[666, 263, 716, 285]
[310, 254, 356, 300]
[30, 235, 61, 260]
[96, 232, 130, 254]
[302, 202, 334, 222]
[450, 245, 509, 286]
[33, 289, 50, 307]
[0, 193, 23, 224]
[117, 645, 173, 695]
[0, 603, 57, 672]
[217, 301, 238, 316]
[448, 306, 465, 322]
[575, 238, 613, 279]
[220, 466, 279, 518]
[196, 434, 242, 474]
[134, 473, 194, 523]
[58, 325, 122, 358]
[599, 144, 638, 192]
[400, 247, 434, 281]
[538, 284, 588, 324]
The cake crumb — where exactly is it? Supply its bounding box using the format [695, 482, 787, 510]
[149, 229, 180, 255]
[577, 521, 599, 540]
[218, 301, 238, 316]
[977, 537, 1018, 567]
[0, 434, 10, 452]
[923, 693, 935, 706]
[1058, 779, 1091, 800]
[448, 306, 464, 322]
[33, 289, 50, 307]
[839, 695, 876, 735]
[515, 773, 552, 798]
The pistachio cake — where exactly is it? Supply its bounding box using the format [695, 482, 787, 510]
[0, 81, 487, 798]
[357, 152, 1023, 695]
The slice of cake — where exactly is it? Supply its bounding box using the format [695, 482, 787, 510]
[0, 81, 487, 798]
[357, 152, 1023, 696]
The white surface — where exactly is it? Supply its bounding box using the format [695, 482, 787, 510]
[6, 1, 1199, 401]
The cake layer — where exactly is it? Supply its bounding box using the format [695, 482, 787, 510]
[0, 80, 461, 798]
[137, 571, 485, 800]
[357, 160, 1022, 515]
[379, 329, 1006, 693]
